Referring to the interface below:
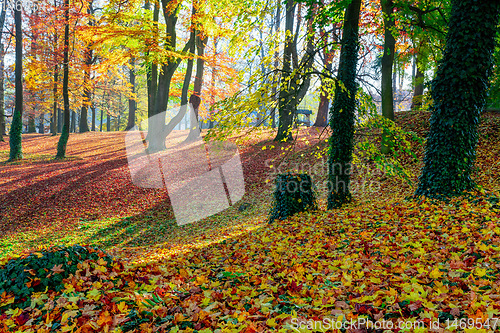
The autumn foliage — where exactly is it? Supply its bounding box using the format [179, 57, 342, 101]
[0, 111, 500, 331]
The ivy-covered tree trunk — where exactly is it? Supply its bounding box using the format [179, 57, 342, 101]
[380, 0, 396, 154]
[415, 0, 500, 198]
[56, 0, 70, 159]
[327, 0, 361, 209]
[9, 6, 23, 161]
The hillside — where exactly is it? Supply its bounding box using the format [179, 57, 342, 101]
[0, 111, 499, 332]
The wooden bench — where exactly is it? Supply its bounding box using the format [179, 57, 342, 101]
[295, 109, 312, 127]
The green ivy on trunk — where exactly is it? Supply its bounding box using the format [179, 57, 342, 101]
[327, 0, 362, 209]
[415, 0, 500, 198]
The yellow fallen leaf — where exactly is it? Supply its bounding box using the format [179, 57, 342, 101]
[266, 318, 277, 327]
[429, 267, 443, 279]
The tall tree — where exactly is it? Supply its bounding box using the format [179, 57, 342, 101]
[146, 0, 159, 128]
[0, 4, 6, 141]
[274, 1, 315, 141]
[56, 0, 71, 158]
[415, 0, 500, 198]
[274, 0, 295, 141]
[411, 40, 425, 110]
[126, 58, 137, 130]
[79, 1, 94, 133]
[313, 27, 337, 128]
[9, 4, 24, 161]
[327, 0, 362, 209]
[270, 0, 280, 129]
[187, 33, 207, 140]
[164, 4, 197, 138]
[147, 0, 194, 152]
[380, 0, 396, 154]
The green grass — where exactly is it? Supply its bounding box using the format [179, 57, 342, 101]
[0, 197, 267, 263]
[0, 150, 81, 164]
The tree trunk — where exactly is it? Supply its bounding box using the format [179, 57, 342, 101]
[274, 0, 295, 142]
[38, 114, 44, 133]
[187, 34, 207, 140]
[165, 5, 196, 139]
[315, 93, 329, 127]
[313, 29, 334, 127]
[106, 112, 110, 131]
[270, 0, 281, 129]
[274, 1, 314, 140]
[9, 6, 23, 161]
[79, 47, 92, 133]
[146, 0, 159, 122]
[415, 0, 500, 198]
[0, 43, 4, 141]
[99, 104, 103, 132]
[381, 0, 396, 154]
[57, 107, 62, 133]
[148, 0, 187, 152]
[147, 0, 197, 151]
[146, 0, 160, 148]
[327, 0, 362, 209]
[91, 103, 96, 131]
[51, 65, 58, 135]
[411, 49, 425, 110]
[0, 5, 5, 141]
[70, 110, 75, 132]
[56, 0, 70, 159]
[80, 2, 94, 133]
[208, 37, 218, 129]
[28, 113, 36, 133]
[126, 58, 137, 130]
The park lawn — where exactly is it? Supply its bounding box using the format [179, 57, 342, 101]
[0, 111, 499, 332]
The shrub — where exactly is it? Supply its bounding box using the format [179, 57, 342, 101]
[268, 173, 317, 223]
[0, 245, 113, 310]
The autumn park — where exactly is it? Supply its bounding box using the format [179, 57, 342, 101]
[0, 0, 500, 331]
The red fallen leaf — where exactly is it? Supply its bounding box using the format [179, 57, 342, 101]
[450, 307, 461, 317]
[15, 312, 30, 326]
[155, 287, 167, 298]
[189, 286, 202, 294]
[242, 324, 259, 333]
[287, 281, 302, 293]
[335, 301, 349, 309]
[408, 301, 422, 311]
[51, 264, 65, 274]
[355, 303, 374, 314]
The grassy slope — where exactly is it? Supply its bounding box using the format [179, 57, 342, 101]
[0, 111, 499, 332]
